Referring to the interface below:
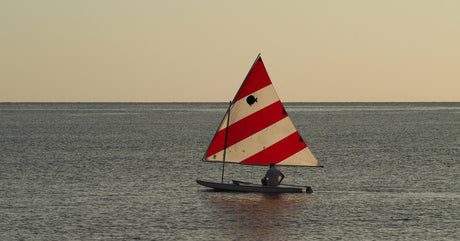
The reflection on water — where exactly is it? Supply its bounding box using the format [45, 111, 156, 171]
[205, 193, 314, 240]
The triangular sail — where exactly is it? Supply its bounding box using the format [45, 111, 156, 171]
[204, 55, 320, 167]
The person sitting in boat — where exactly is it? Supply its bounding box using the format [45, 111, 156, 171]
[261, 162, 285, 186]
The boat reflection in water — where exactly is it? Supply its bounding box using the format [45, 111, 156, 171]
[205, 193, 314, 240]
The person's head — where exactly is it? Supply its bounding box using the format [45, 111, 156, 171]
[269, 162, 275, 167]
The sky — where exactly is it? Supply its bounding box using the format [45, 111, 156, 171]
[1, 0, 459, 102]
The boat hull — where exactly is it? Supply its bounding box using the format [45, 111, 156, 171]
[196, 180, 313, 193]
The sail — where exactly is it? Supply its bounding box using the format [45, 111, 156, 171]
[204, 55, 321, 167]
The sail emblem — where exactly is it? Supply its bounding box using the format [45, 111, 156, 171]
[246, 95, 257, 106]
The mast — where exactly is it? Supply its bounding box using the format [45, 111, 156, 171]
[221, 100, 232, 183]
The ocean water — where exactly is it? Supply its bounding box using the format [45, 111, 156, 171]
[0, 102, 458, 240]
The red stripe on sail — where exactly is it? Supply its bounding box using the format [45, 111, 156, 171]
[206, 101, 287, 158]
[233, 58, 272, 102]
[240, 132, 307, 165]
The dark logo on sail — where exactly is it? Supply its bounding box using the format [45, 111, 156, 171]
[246, 95, 257, 106]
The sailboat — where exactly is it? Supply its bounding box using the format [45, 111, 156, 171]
[196, 54, 322, 193]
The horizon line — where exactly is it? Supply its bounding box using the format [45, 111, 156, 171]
[1, 101, 459, 104]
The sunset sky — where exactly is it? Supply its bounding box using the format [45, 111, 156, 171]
[1, 0, 459, 102]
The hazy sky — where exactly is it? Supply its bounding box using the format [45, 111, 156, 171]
[1, 0, 459, 102]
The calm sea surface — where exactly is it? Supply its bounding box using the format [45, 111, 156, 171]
[0, 102, 459, 240]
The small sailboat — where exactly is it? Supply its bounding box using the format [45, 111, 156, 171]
[196, 54, 322, 193]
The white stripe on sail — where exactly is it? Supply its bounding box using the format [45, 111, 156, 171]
[208, 117, 296, 163]
[277, 147, 319, 166]
[218, 85, 280, 131]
